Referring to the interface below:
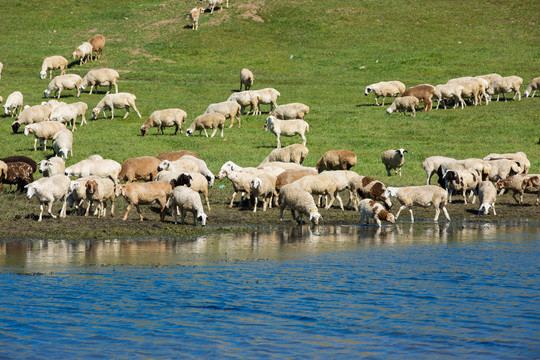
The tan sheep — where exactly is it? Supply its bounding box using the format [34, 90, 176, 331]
[279, 183, 322, 225]
[316, 149, 357, 173]
[240, 68, 254, 91]
[250, 173, 278, 212]
[88, 34, 105, 60]
[364, 81, 406, 106]
[40, 56, 68, 79]
[227, 91, 261, 115]
[496, 174, 540, 205]
[79, 68, 119, 95]
[92, 93, 141, 120]
[156, 150, 199, 162]
[401, 84, 436, 112]
[203, 101, 242, 128]
[43, 74, 83, 99]
[185, 113, 226, 137]
[118, 156, 161, 183]
[524, 77, 540, 98]
[478, 181, 497, 215]
[72, 42, 93, 65]
[487, 76, 523, 102]
[190, 7, 205, 30]
[85, 178, 115, 218]
[259, 144, 309, 166]
[385, 96, 419, 117]
[115, 181, 172, 221]
[250, 88, 280, 114]
[11, 104, 52, 133]
[140, 109, 187, 136]
[522, 176, 540, 206]
[381, 149, 407, 176]
[272, 103, 310, 120]
[24, 121, 66, 151]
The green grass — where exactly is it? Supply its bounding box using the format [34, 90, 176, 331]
[0, 0, 538, 234]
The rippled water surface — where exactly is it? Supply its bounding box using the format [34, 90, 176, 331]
[1, 221, 539, 359]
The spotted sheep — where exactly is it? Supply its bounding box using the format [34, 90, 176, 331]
[358, 199, 396, 227]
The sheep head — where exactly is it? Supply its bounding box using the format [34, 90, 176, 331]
[197, 213, 207, 226]
[24, 184, 36, 199]
[91, 108, 100, 120]
[114, 184, 127, 198]
[383, 187, 398, 199]
[364, 86, 373, 96]
[39, 71, 47, 80]
[309, 210, 322, 225]
[11, 121, 21, 134]
[86, 180, 98, 196]
[23, 125, 34, 136]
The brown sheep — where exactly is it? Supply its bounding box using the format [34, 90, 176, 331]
[402, 84, 436, 112]
[115, 181, 172, 221]
[496, 174, 540, 205]
[156, 150, 199, 162]
[88, 34, 105, 60]
[3, 162, 34, 192]
[275, 169, 318, 191]
[521, 176, 540, 206]
[316, 149, 357, 173]
[349, 176, 392, 210]
[118, 156, 162, 183]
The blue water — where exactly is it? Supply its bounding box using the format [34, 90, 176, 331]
[0, 222, 539, 359]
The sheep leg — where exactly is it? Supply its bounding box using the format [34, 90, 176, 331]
[204, 195, 211, 211]
[434, 206, 440, 221]
[132, 103, 142, 119]
[220, 125, 224, 137]
[492, 204, 497, 215]
[276, 134, 281, 148]
[395, 205, 407, 220]
[324, 193, 336, 210]
[123, 107, 130, 119]
[59, 199, 68, 218]
[38, 203, 45, 222]
[386, 166, 391, 176]
[122, 204, 133, 220]
[229, 114, 235, 128]
[57, 89, 62, 99]
[210, 127, 218, 137]
[374, 96, 380, 106]
[229, 192, 238, 208]
[89, 85, 95, 95]
[47, 201, 57, 219]
[279, 203, 286, 221]
[81, 114, 87, 127]
[33, 138, 38, 151]
[85, 200, 92, 216]
[203, 128, 210, 137]
[110, 198, 115, 218]
[180, 209, 186, 224]
[253, 197, 258, 212]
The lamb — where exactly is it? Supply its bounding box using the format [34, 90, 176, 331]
[3, 91, 23, 117]
[72, 42, 93, 65]
[118, 156, 161, 182]
[264, 115, 309, 148]
[49, 103, 80, 131]
[272, 103, 310, 120]
[250, 173, 278, 212]
[220, 169, 258, 208]
[88, 34, 106, 60]
[52, 129, 73, 159]
[496, 174, 540, 205]
[240, 68, 254, 91]
[358, 199, 396, 227]
[292, 174, 345, 210]
[521, 176, 540, 206]
[364, 81, 406, 106]
[24, 121, 66, 151]
[190, 7, 205, 30]
[65, 159, 122, 184]
[381, 149, 407, 176]
[43, 74, 83, 99]
[422, 156, 457, 185]
[24, 174, 71, 221]
[383, 185, 451, 222]
[140, 108, 187, 136]
[275, 169, 318, 191]
[169, 172, 211, 211]
[12, 104, 52, 133]
[170, 186, 207, 226]
[485, 159, 522, 182]
[478, 181, 497, 215]
[486, 76, 523, 102]
[203, 101, 241, 128]
[206, 0, 228, 13]
[40, 56, 68, 79]
[483, 152, 530, 174]
[401, 84, 436, 112]
[278, 183, 322, 225]
[315, 149, 357, 173]
[259, 144, 309, 166]
[185, 113, 226, 137]
[38, 157, 65, 177]
[385, 96, 419, 117]
[156, 150, 199, 161]
[227, 91, 261, 115]
[349, 175, 392, 210]
[115, 181, 172, 221]
[92, 93, 141, 120]
[79, 68, 119, 95]
[250, 88, 280, 113]
[433, 83, 465, 109]
[85, 178, 115, 218]
[442, 169, 481, 204]
[524, 77, 540, 98]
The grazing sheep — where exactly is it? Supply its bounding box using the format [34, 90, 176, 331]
[383, 185, 451, 222]
[316, 149, 357, 173]
[483, 152, 530, 174]
[250, 88, 280, 113]
[115, 181, 172, 221]
[349, 175, 392, 210]
[185, 113, 226, 137]
[52, 129, 73, 159]
[422, 156, 457, 185]
[49, 103, 80, 131]
[485, 159, 522, 182]
[446, 78, 484, 106]
[65, 159, 122, 184]
[443, 169, 481, 204]
[204, 101, 241, 128]
[85, 178, 115, 218]
[66, 176, 101, 214]
[38, 157, 65, 177]
[476, 73, 503, 88]
[264, 115, 309, 148]
[496, 174, 540, 205]
[0, 156, 37, 173]
[364, 81, 406, 106]
[251, 174, 278, 212]
[3, 91, 23, 117]
[169, 172, 211, 211]
[274, 169, 318, 191]
[70, 102, 89, 128]
[12, 104, 52, 133]
[279, 183, 322, 225]
[259, 144, 309, 166]
[170, 186, 207, 226]
[401, 84, 436, 112]
[72, 42, 93, 65]
[433, 83, 465, 109]
[88, 34, 105, 60]
[385, 96, 419, 117]
[227, 91, 261, 115]
[43, 74, 83, 99]
[157, 158, 200, 173]
[358, 199, 396, 227]
[292, 174, 345, 210]
[92, 93, 141, 120]
[24, 121, 66, 151]
[190, 7, 205, 30]
[486, 76, 523, 102]
[3, 162, 34, 192]
[381, 149, 407, 176]
[156, 150, 199, 162]
[272, 103, 310, 120]
[220, 169, 259, 208]
[240, 68, 254, 91]
[118, 156, 161, 182]
[79, 68, 119, 95]
[524, 77, 540, 98]
[478, 181, 497, 215]
[25, 174, 71, 221]
[522, 176, 540, 206]
[40, 56, 68, 79]
[140, 108, 187, 136]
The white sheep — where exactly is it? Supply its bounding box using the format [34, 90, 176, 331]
[314, 170, 360, 210]
[478, 181, 497, 215]
[385, 96, 419, 117]
[227, 91, 261, 115]
[49, 103, 80, 131]
[79, 68, 120, 95]
[250, 88, 280, 114]
[24, 121, 66, 151]
[446, 77, 485, 106]
[72, 42, 93, 65]
[292, 174, 345, 210]
[439, 158, 492, 186]
[204, 101, 242, 128]
[40, 56, 68, 79]
[279, 183, 322, 225]
[272, 103, 310, 120]
[486, 76, 523, 102]
[264, 115, 309, 148]
[422, 156, 457, 185]
[140, 108, 187, 136]
[179, 155, 215, 187]
[65, 159, 122, 184]
[239, 68, 254, 91]
[190, 7, 205, 30]
[250, 173, 278, 212]
[483, 152, 530, 174]
[52, 129, 73, 159]
[259, 144, 309, 166]
[206, 0, 228, 13]
[485, 159, 522, 182]
[70, 102, 89, 128]
[157, 158, 200, 173]
[185, 113, 226, 137]
[381, 149, 407, 176]
[220, 169, 259, 208]
[476, 73, 502, 88]
[524, 77, 540, 98]
[25, 174, 71, 222]
[364, 81, 406, 106]
[433, 83, 465, 109]
[383, 185, 451, 223]
[43, 74, 83, 99]
[3, 91, 23, 117]
[442, 169, 481, 204]
[66, 176, 101, 214]
[84, 178, 115, 218]
[115, 181, 172, 221]
[12, 104, 52, 133]
[38, 157, 65, 177]
[358, 199, 396, 227]
[92, 92, 141, 120]
[170, 186, 207, 226]
[168, 171, 211, 211]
